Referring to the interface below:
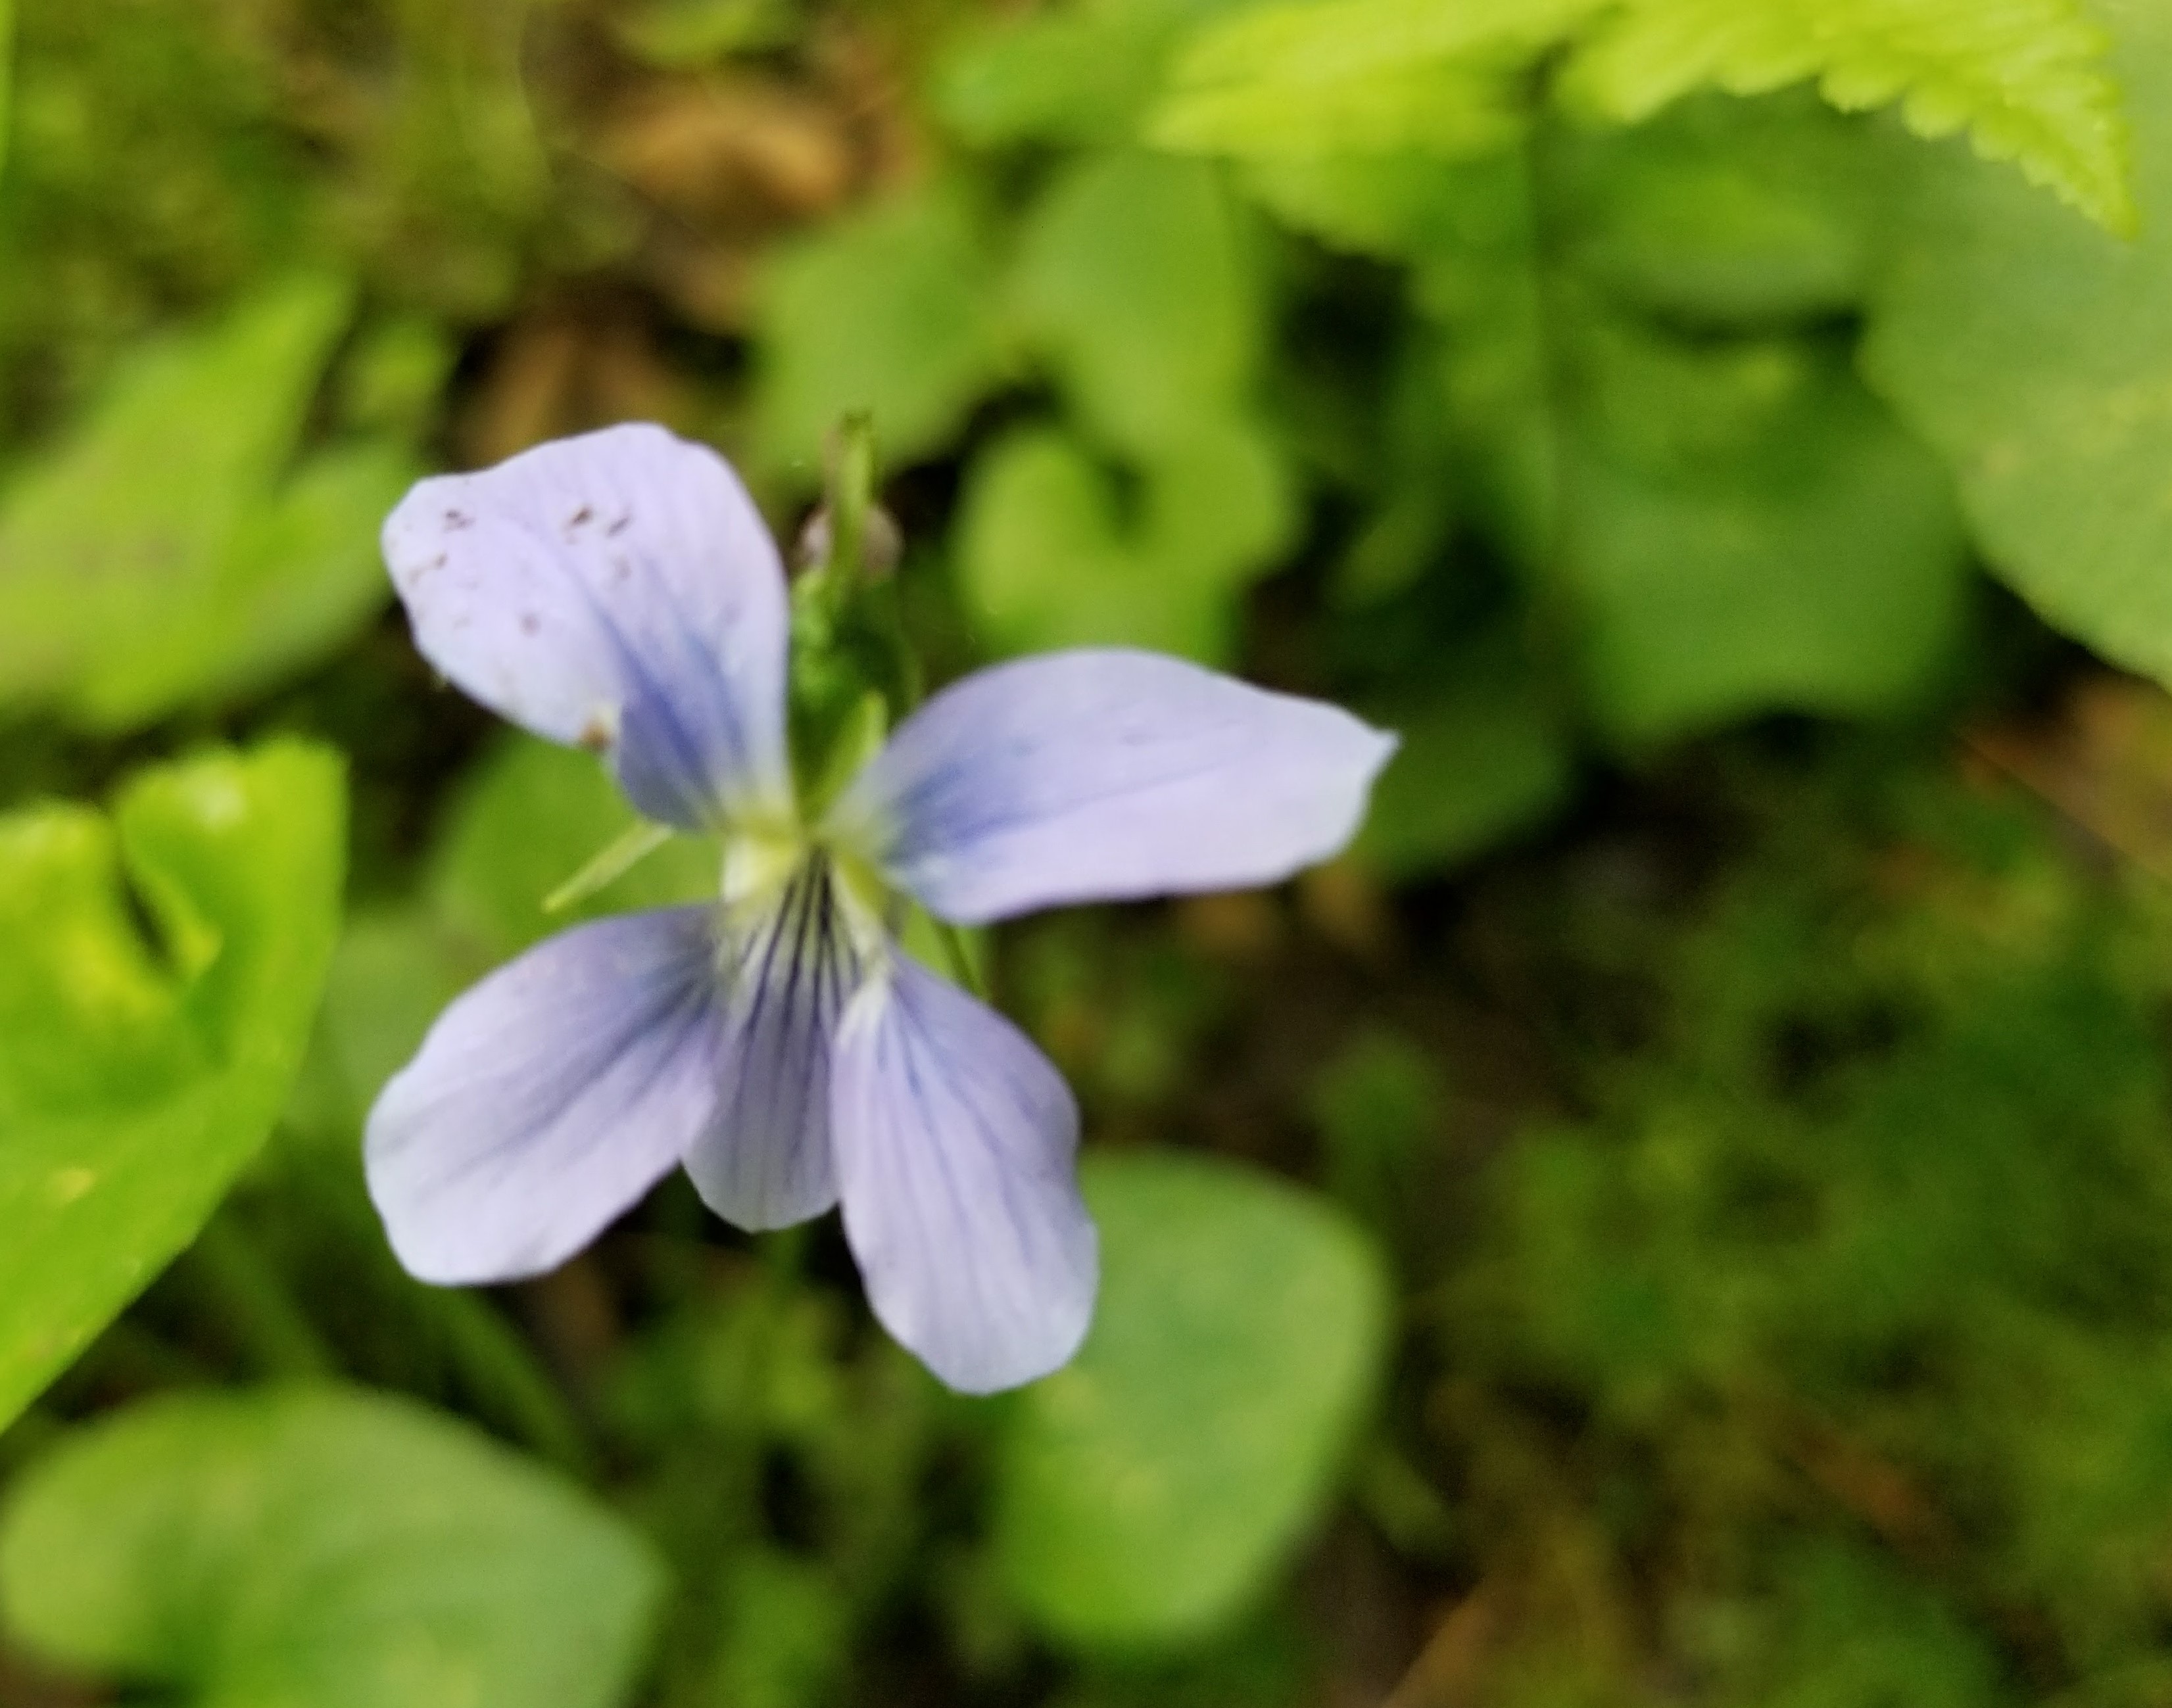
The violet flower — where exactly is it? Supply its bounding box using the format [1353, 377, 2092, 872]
[366, 423, 1394, 1393]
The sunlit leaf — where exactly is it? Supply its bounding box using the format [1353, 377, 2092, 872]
[0, 1385, 665, 1708]
[997, 1151, 1390, 1646]
[1154, 0, 2132, 231]
[1152, 0, 1604, 159]
[1560, 0, 2133, 234]
[0, 742, 345, 1431]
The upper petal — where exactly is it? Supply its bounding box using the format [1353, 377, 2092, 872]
[831, 951, 1098, 1394]
[366, 908, 723, 1284]
[831, 648, 1397, 924]
[683, 857, 863, 1232]
[383, 423, 790, 828]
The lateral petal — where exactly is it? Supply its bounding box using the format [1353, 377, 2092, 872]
[366, 908, 722, 1284]
[833, 649, 1396, 924]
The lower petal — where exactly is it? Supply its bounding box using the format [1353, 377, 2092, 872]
[366, 908, 721, 1284]
[830, 952, 1098, 1394]
[683, 860, 860, 1231]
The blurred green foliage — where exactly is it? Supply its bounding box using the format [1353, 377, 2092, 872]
[6, 0, 2172, 1705]
[0, 1385, 664, 1708]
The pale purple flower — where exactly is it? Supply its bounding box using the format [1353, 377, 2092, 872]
[366, 423, 1395, 1393]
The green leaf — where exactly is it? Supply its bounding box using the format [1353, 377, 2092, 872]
[1153, 0, 2133, 232]
[614, 0, 798, 66]
[996, 1151, 1391, 1647]
[955, 420, 1291, 663]
[0, 276, 415, 730]
[1560, 321, 1969, 744]
[752, 181, 1005, 479]
[0, 1385, 665, 1708]
[0, 741, 345, 1431]
[1010, 150, 1270, 457]
[1255, 139, 1965, 745]
[1862, 0, 2172, 692]
[431, 735, 719, 963]
[1551, 87, 1884, 327]
[939, 0, 1261, 147]
[961, 149, 1295, 661]
[1355, 630, 1574, 876]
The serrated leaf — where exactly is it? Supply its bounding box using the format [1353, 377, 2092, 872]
[0, 277, 414, 730]
[1152, 0, 1605, 158]
[1560, 0, 2133, 234]
[0, 742, 345, 1431]
[0, 1385, 665, 1708]
[996, 1151, 1390, 1647]
[1863, 0, 2172, 694]
[752, 182, 1005, 479]
[1153, 0, 2133, 232]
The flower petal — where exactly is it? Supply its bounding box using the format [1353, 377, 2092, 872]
[833, 649, 1397, 924]
[683, 859, 862, 1231]
[366, 908, 721, 1284]
[831, 952, 1098, 1394]
[383, 423, 790, 828]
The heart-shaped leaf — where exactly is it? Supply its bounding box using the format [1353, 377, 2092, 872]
[0, 1385, 666, 1708]
[997, 1151, 1391, 1646]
